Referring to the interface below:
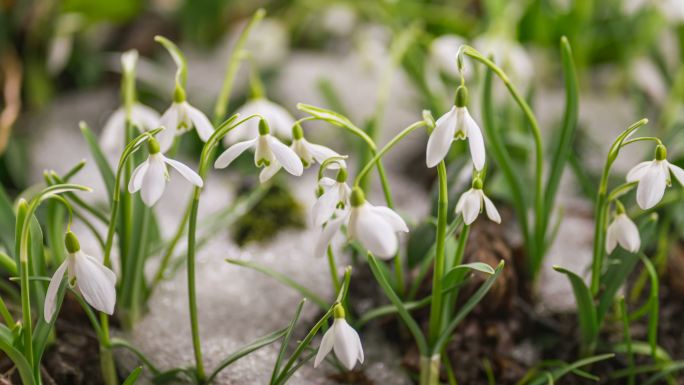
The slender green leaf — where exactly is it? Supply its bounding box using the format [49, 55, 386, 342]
[80, 122, 116, 201]
[553, 266, 598, 354]
[443, 262, 495, 288]
[0, 183, 16, 256]
[528, 354, 614, 385]
[123, 367, 143, 385]
[543, 37, 579, 238]
[271, 299, 305, 384]
[111, 337, 161, 375]
[0, 251, 17, 275]
[226, 259, 328, 309]
[638, 255, 659, 360]
[0, 324, 36, 385]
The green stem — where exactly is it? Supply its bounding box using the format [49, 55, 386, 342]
[463, 46, 544, 273]
[443, 224, 469, 323]
[129, 206, 150, 326]
[326, 246, 340, 293]
[427, 162, 448, 347]
[150, 199, 192, 290]
[20, 260, 33, 368]
[212, 9, 266, 124]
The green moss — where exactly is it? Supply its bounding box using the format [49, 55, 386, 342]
[232, 181, 305, 246]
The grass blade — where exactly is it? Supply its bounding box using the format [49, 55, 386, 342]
[80, 122, 115, 201]
[553, 266, 598, 355]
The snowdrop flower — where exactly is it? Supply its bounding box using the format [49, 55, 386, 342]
[429, 34, 467, 78]
[314, 304, 364, 371]
[606, 204, 640, 253]
[455, 178, 501, 225]
[426, 86, 485, 170]
[214, 119, 303, 183]
[291, 123, 345, 169]
[224, 98, 295, 143]
[312, 168, 351, 227]
[347, 187, 408, 259]
[100, 103, 161, 152]
[44, 232, 116, 321]
[157, 91, 214, 152]
[626, 144, 684, 210]
[129, 138, 204, 206]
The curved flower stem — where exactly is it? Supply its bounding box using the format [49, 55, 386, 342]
[462, 46, 545, 274]
[186, 114, 260, 382]
[149, 199, 192, 289]
[212, 9, 266, 124]
[427, 162, 448, 347]
[590, 119, 649, 295]
[326, 246, 340, 293]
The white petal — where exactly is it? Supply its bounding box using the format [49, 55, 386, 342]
[44, 262, 67, 322]
[306, 141, 345, 167]
[464, 109, 486, 171]
[214, 139, 256, 169]
[131, 103, 161, 130]
[668, 162, 684, 186]
[140, 155, 167, 206]
[263, 100, 296, 137]
[426, 107, 457, 168]
[369, 205, 409, 232]
[626, 160, 653, 182]
[605, 221, 618, 254]
[482, 194, 501, 223]
[312, 184, 341, 227]
[100, 108, 126, 151]
[460, 190, 482, 225]
[163, 156, 203, 187]
[314, 326, 335, 368]
[615, 214, 641, 252]
[259, 162, 282, 183]
[318, 177, 337, 189]
[636, 163, 667, 209]
[158, 104, 180, 152]
[314, 214, 347, 258]
[333, 319, 362, 370]
[186, 104, 214, 141]
[74, 252, 117, 315]
[350, 205, 398, 258]
[268, 136, 303, 176]
[128, 160, 149, 193]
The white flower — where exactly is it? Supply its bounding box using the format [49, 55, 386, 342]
[626, 145, 684, 210]
[429, 34, 466, 78]
[426, 88, 485, 170]
[224, 98, 295, 143]
[314, 209, 349, 259]
[129, 139, 204, 206]
[347, 188, 408, 259]
[290, 123, 345, 169]
[455, 183, 501, 225]
[312, 174, 351, 227]
[214, 121, 303, 183]
[44, 232, 116, 321]
[314, 305, 363, 371]
[100, 103, 160, 152]
[157, 101, 214, 153]
[606, 213, 640, 253]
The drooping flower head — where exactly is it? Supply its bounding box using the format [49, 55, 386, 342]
[426, 85, 485, 170]
[312, 167, 351, 227]
[224, 98, 295, 143]
[129, 137, 204, 206]
[314, 304, 364, 371]
[157, 89, 214, 152]
[44, 231, 117, 321]
[606, 202, 640, 254]
[455, 177, 501, 225]
[214, 119, 303, 183]
[347, 187, 408, 259]
[290, 122, 345, 169]
[626, 144, 684, 210]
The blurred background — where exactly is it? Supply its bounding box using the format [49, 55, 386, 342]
[1, 0, 683, 193]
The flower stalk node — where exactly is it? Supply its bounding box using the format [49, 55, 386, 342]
[350, 187, 365, 207]
[454, 85, 468, 107]
[64, 231, 80, 253]
[258, 119, 270, 135]
[655, 144, 667, 161]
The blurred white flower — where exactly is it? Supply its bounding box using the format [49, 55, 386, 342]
[44, 231, 116, 321]
[46, 13, 84, 75]
[455, 180, 501, 225]
[157, 100, 214, 152]
[100, 103, 160, 152]
[347, 188, 408, 259]
[214, 120, 303, 183]
[225, 98, 295, 143]
[631, 57, 667, 104]
[247, 18, 290, 69]
[321, 4, 357, 37]
[314, 304, 364, 371]
[426, 87, 485, 170]
[474, 35, 533, 85]
[606, 212, 640, 253]
[129, 138, 203, 206]
[313, 172, 351, 227]
[626, 146, 684, 209]
[429, 35, 466, 78]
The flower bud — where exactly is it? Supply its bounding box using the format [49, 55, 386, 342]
[350, 187, 365, 207]
[454, 85, 468, 108]
[258, 119, 270, 135]
[64, 231, 80, 253]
